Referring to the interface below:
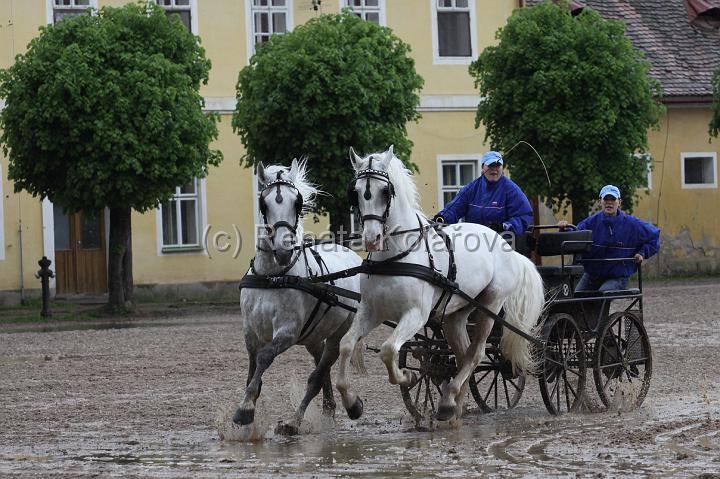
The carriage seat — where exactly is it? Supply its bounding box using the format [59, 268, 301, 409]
[533, 230, 592, 277]
[573, 288, 640, 298]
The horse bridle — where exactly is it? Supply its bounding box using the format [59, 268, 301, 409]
[258, 171, 304, 253]
[347, 167, 396, 227]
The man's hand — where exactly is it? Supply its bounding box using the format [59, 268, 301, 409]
[433, 214, 445, 224]
[558, 220, 569, 230]
[634, 253, 644, 264]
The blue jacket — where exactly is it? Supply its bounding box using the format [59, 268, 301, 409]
[577, 210, 660, 279]
[437, 175, 533, 235]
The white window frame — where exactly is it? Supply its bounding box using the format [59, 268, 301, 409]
[436, 154, 481, 210]
[681, 152, 718, 189]
[155, 0, 199, 35]
[245, 0, 293, 61]
[430, 0, 477, 65]
[340, 0, 386, 26]
[156, 178, 207, 255]
[0, 163, 4, 261]
[46, 0, 98, 24]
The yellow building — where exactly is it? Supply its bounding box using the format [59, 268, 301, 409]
[1, 0, 718, 304]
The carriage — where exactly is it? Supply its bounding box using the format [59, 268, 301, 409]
[395, 225, 652, 420]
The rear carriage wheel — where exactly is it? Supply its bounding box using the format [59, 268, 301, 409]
[593, 311, 652, 410]
[399, 324, 457, 423]
[538, 313, 587, 415]
[469, 347, 525, 413]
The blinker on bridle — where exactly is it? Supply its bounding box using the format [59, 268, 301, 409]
[349, 160, 396, 227]
[258, 171, 304, 252]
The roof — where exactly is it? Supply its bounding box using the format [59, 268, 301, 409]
[525, 1, 720, 100]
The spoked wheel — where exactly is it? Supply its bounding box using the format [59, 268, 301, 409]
[593, 311, 652, 411]
[469, 347, 526, 413]
[538, 313, 587, 415]
[399, 324, 457, 423]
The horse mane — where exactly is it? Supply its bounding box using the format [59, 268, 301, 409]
[356, 151, 422, 214]
[262, 158, 319, 215]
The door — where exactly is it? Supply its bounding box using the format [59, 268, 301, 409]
[54, 207, 108, 295]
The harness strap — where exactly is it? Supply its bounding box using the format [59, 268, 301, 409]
[239, 274, 359, 312]
[297, 299, 333, 343]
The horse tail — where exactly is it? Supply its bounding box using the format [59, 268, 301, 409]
[500, 252, 544, 375]
[350, 337, 367, 375]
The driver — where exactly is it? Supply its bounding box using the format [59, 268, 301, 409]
[432, 151, 533, 235]
[559, 185, 660, 291]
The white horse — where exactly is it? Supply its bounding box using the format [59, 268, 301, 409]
[234, 159, 363, 435]
[335, 146, 544, 422]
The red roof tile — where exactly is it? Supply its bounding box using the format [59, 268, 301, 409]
[526, 1, 720, 99]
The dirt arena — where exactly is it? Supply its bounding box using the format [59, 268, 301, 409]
[1, 278, 719, 478]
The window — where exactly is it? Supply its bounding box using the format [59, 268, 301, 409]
[431, 0, 476, 64]
[342, 0, 385, 25]
[438, 157, 479, 208]
[160, 179, 202, 250]
[681, 152, 717, 189]
[49, 0, 96, 24]
[156, 0, 194, 32]
[249, 0, 291, 54]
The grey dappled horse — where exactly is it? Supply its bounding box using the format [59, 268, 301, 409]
[234, 159, 362, 435]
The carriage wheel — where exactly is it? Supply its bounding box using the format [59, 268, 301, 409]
[398, 324, 456, 423]
[538, 313, 587, 415]
[593, 311, 652, 411]
[469, 348, 526, 413]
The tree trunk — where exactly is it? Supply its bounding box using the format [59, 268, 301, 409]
[107, 206, 133, 313]
[571, 198, 590, 226]
[329, 201, 352, 245]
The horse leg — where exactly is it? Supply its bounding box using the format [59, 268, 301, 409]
[379, 308, 425, 387]
[277, 331, 342, 436]
[437, 307, 497, 422]
[441, 308, 473, 417]
[233, 329, 296, 425]
[336, 310, 377, 420]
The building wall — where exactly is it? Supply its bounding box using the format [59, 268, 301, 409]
[635, 106, 720, 275]
[1, 0, 718, 302]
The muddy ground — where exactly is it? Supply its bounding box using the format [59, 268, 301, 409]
[1, 279, 719, 478]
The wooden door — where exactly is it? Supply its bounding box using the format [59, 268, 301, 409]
[54, 207, 108, 295]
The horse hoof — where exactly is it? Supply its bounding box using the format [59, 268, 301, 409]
[435, 404, 456, 422]
[275, 422, 299, 436]
[346, 397, 364, 420]
[232, 408, 255, 426]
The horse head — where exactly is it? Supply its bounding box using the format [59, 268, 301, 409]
[257, 158, 307, 266]
[348, 145, 398, 252]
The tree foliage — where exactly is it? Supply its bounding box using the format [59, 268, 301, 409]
[470, 0, 664, 221]
[0, 2, 222, 212]
[232, 11, 423, 231]
[711, 68, 720, 139]
[0, 3, 221, 311]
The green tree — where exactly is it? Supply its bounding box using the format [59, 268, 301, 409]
[233, 11, 423, 235]
[470, 0, 664, 223]
[0, 3, 221, 312]
[711, 68, 720, 138]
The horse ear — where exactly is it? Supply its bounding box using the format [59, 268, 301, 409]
[380, 145, 394, 169]
[257, 162, 267, 185]
[288, 158, 299, 182]
[349, 147, 362, 171]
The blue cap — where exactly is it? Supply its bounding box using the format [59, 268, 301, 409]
[599, 184, 621, 199]
[482, 151, 503, 166]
